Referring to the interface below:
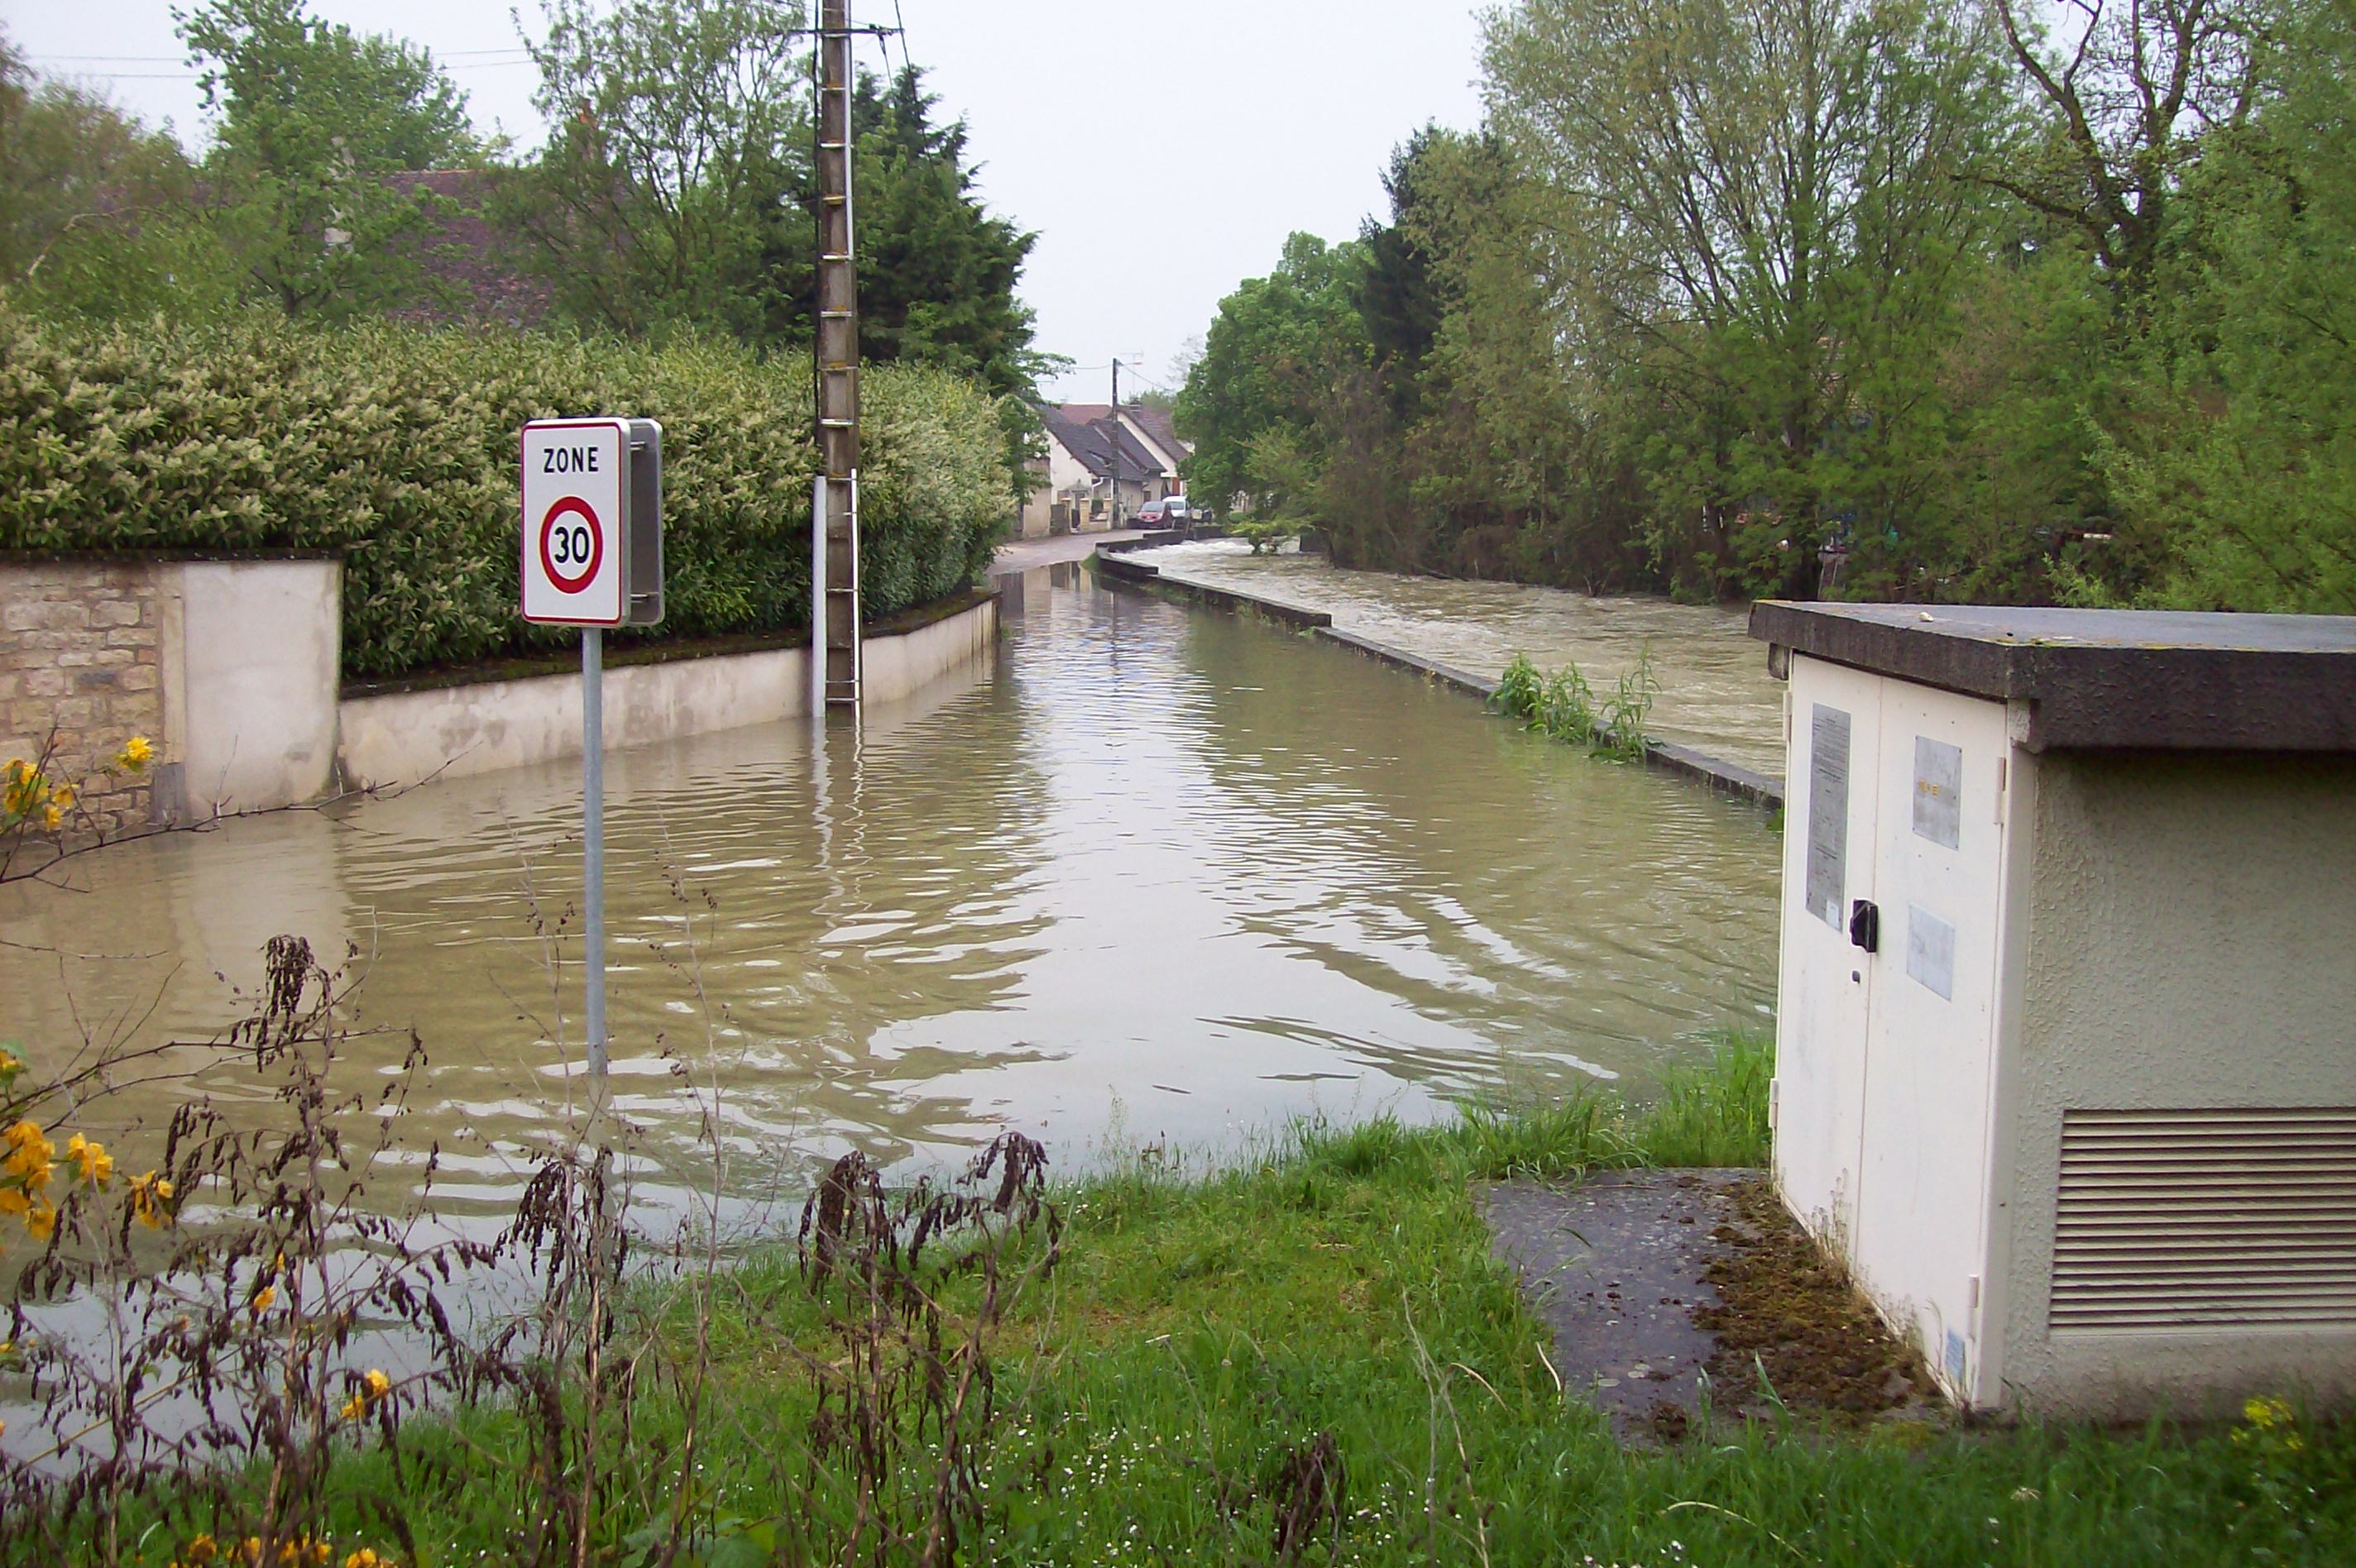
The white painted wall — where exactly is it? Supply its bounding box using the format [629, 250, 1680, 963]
[1113, 411, 1186, 477]
[861, 597, 997, 706]
[165, 559, 342, 819]
[339, 597, 997, 791]
[1046, 436, 1094, 499]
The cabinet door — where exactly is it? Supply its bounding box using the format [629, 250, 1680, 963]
[1773, 658, 1884, 1245]
[1854, 681, 2010, 1401]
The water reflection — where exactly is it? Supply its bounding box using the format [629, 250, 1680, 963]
[1135, 541, 1786, 777]
[0, 568, 1779, 1219]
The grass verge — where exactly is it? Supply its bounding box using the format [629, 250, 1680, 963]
[66, 1033, 2356, 1566]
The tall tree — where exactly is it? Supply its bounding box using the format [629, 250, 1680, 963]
[517, 0, 811, 340]
[837, 67, 1046, 404]
[0, 34, 238, 318]
[1985, 0, 2265, 299]
[1177, 234, 1367, 518]
[2095, 0, 2356, 610]
[838, 67, 1051, 500]
[177, 0, 481, 315]
[1484, 0, 2013, 595]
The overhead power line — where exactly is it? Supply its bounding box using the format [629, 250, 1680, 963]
[31, 46, 534, 63]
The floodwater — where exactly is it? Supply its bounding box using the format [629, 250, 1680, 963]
[1135, 541, 1787, 777]
[0, 564, 1779, 1226]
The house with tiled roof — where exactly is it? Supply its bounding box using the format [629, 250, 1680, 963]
[1018, 403, 1192, 538]
[384, 170, 553, 329]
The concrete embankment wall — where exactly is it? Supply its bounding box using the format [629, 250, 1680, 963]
[1093, 543, 1783, 810]
[4, 556, 996, 817]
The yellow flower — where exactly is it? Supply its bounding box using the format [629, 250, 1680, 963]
[0, 1048, 20, 1077]
[2, 1121, 54, 1188]
[26, 1202, 56, 1242]
[343, 1551, 384, 1568]
[2243, 1394, 2294, 1430]
[117, 734, 155, 772]
[130, 1169, 175, 1228]
[66, 1133, 113, 1186]
[186, 1535, 218, 1565]
[40, 804, 61, 831]
[249, 1284, 276, 1315]
[0, 1188, 26, 1219]
[342, 1366, 393, 1421]
[50, 783, 74, 809]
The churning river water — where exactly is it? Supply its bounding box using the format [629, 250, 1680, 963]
[1135, 541, 1788, 777]
[0, 563, 1779, 1225]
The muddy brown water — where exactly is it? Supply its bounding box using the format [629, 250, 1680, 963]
[0, 564, 1779, 1226]
[1133, 542, 1787, 777]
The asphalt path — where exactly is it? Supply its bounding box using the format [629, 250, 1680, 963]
[989, 528, 1149, 576]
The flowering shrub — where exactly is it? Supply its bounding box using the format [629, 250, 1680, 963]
[0, 310, 1011, 680]
[0, 734, 156, 881]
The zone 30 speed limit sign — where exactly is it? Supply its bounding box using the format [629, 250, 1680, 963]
[521, 418, 665, 627]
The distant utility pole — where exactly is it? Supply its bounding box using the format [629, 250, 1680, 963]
[812, 0, 860, 714]
[1109, 358, 1123, 528]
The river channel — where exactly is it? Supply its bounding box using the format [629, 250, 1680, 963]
[1135, 541, 1787, 777]
[1, 564, 1779, 1224]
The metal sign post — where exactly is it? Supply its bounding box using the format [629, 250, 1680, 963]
[522, 418, 663, 1091]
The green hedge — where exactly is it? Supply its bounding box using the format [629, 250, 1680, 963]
[0, 309, 1009, 678]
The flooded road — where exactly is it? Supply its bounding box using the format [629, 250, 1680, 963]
[1, 565, 1779, 1220]
[1134, 542, 1786, 777]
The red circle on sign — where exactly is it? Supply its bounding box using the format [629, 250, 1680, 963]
[539, 497, 604, 594]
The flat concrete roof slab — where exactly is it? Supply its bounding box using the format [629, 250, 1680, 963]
[1750, 602, 2356, 753]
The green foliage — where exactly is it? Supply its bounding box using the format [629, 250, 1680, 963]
[1229, 514, 1299, 555]
[1493, 648, 1653, 758]
[0, 36, 244, 323]
[515, 0, 810, 344]
[177, 0, 484, 317]
[2090, 0, 2356, 613]
[510, 7, 1046, 500]
[1598, 648, 1657, 762]
[0, 308, 1008, 679]
[1175, 232, 1368, 515]
[117, 1026, 2356, 1567]
[1185, 0, 2354, 613]
[1492, 651, 1544, 720]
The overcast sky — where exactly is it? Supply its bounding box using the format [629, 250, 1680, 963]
[2, 2, 1488, 402]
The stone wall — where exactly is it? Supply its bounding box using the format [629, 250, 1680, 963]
[0, 562, 161, 829]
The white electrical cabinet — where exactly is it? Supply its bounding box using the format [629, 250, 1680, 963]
[1752, 604, 2356, 1419]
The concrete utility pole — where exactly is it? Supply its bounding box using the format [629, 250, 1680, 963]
[812, 0, 860, 713]
[1109, 359, 1123, 528]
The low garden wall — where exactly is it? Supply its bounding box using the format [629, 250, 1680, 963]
[338, 593, 996, 790]
[2, 555, 339, 825]
[4, 555, 997, 816]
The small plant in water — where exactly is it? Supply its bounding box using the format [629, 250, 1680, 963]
[1598, 648, 1658, 762]
[1495, 649, 1655, 760]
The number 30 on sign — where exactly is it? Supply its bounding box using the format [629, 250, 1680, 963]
[521, 418, 630, 625]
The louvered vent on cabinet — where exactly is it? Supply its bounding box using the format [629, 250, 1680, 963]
[2052, 1107, 2356, 1331]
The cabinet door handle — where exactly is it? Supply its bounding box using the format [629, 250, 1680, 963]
[1849, 899, 1880, 954]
